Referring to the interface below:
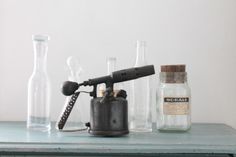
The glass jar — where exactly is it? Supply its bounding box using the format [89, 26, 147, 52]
[157, 65, 191, 131]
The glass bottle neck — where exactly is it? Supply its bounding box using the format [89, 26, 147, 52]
[107, 57, 116, 75]
[135, 41, 147, 66]
[33, 41, 48, 73]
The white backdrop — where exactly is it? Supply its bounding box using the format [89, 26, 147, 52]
[0, 0, 236, 129]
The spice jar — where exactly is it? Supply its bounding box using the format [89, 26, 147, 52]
[156, 65, 191, 131]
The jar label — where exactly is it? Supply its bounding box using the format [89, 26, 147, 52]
[163, 97, 189, 115]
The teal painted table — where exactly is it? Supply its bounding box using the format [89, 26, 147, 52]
[0, 122, 236, 157]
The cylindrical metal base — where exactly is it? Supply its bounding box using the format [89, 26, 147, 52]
[89, 97, 129, 136]
[88, 130, 129, 137]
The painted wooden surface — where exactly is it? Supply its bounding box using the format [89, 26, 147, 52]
[0, 122, 236, 156]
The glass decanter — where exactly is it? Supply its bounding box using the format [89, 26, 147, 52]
[27, 35, 51, 131]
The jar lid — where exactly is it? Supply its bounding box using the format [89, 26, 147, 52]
[161, 65, 186, 72]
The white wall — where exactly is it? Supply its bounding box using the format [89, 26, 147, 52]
[0, 0, 236, 129]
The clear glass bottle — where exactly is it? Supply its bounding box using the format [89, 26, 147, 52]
[56, 56, 85, 130]
[27, 35, 51, 131]
[129, 41, 152, 132]
[98, 57, 120, 97]
[157, 65, 191, 131]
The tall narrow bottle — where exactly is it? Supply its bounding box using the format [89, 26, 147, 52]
[98, 57, 120, 97]
[107, 57, 121, 96]
[27, 35, 51, 131]
[130, 41, 152, 132]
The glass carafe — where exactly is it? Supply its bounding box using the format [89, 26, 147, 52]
[56, 56, 85, 130]
[27, 35, 51, 131]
